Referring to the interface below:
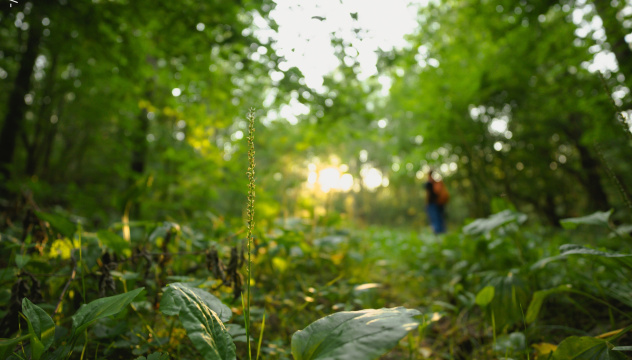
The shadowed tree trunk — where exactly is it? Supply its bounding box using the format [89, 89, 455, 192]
[131, 105, 150, 175]
[0, 16, 42, 193]
[25, 53, 59, 177]
[575, 142, 610, 210]
[563, 113, 611, 211]
[543, 193, 561, 226]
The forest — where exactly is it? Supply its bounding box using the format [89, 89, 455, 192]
[1, 0, 632, 359]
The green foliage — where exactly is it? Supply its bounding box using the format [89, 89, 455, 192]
[72, 287, 144, 335]
[34, 211, 76, 239]
[475, 286, 495, 307]
[560, 210, 614, 230]
[135, 353, 171, 360]
[21, 298, 55, 360]
[486, 273, 530, 331]
[160, 283, 236, 360]
[97, 230, 131, 258]
[463, 210, 528, 236]
[525, 285, 572, 324]
[291, 307, 420, 360]
[552, 337, 627, 360]
[2, 203, 632, 359]
[1, 0, 632, 358]
[161, 283, 232, 323]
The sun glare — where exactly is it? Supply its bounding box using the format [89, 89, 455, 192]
[306, 164, 355, 193]
[318, 167, 341, 193]
[361, 167, 383, 190]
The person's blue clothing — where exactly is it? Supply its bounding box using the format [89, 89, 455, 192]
[427, 202, 446, 234]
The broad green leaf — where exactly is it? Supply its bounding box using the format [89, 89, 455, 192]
[611, 224, 632, 238]
[552, 336, 626, 359]
[558, 244, 632, 259]
[22, 299, 55, 360]
[475, 286, 495, 307]
[526, 285, 572, 323]
[226, 323, 250, 343]
[15, 254, 30, 269]
[35, 211, 76, 239]
[530, 254, 567, 270]
[462, 210, 527, 235]
[135, 352, 170, 360]
[160, 283, 235, 360]
[560, 210, 613, 230]
[72, 288, 144, 335]
[559, 244, 632, 269]
[291, 307, 420, 360]
[97, 230, 131, 257]
[161, 283, 231, 323]
[532, 245, 632, 270]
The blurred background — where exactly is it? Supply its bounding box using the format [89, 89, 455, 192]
[1, 0, 631, 230]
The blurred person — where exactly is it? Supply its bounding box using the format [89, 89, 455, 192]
[425, 170, 449, 234]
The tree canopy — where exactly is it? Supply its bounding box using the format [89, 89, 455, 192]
[1, 0, 631, 227]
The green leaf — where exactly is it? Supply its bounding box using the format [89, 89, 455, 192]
[35, 211, 76, 239]
[530, 254, 567, 270]
[160, 283, 235, 360]
[552, 336, 627, 359]
[291, 307, 420, 360]
[613, 346, 632, 351]
[226, 323, 250, 343]
[22, 299, 55, 360]
[135, 352, 170, 360]
[610, 224, 632, 238]
[560, 210, 613, 230]
[486, 273, 530, 331]
[532, 245, 632, 270]
[462, 210, 527, 235]
[558, 244, 632, 269]
[475, 286, 495, 307]
[72, 288, 144, 335]
[15, 254, 31, 269]
[161, 283, 232, 323]
[149, 222, 179, 243]
[558, 244, 632, 259]
[493, 332, 526, 353]
[97, 230, 131, 257]
[526, 285, 572, 323]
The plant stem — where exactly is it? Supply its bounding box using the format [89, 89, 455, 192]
[77, 223, 86, 304]
[54, 252, 77, 315]
[245, 108, 256, 359]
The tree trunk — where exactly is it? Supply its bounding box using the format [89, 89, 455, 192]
[41, 98, 65, 178]
[0, 17, 42, 190]
[25, 53, 59, 177]
[131, 107, 149, 175]
[562, 113, 611, 211]
[543, 193, 561, 226]
[575, 142, 610, 210]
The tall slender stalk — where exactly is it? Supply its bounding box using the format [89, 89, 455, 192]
[77, 223, 86, 304]
[245, 108, 256, 359]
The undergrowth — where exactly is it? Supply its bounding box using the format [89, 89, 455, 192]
[0, 112, 631, 359]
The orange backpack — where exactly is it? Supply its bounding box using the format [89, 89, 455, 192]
[433, 180, 450, 205]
